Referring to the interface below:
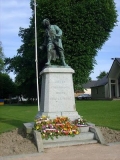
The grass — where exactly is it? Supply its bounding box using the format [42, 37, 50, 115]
[0, 104, 37, 133]
[76, 100, 120, 130]
[0, 100, 120, 133]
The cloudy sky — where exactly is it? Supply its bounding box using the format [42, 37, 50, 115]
[0, 0, 120, 80]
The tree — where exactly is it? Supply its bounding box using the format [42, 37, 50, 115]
[5, 0, 117, 97]
[0, 73, 16, 99]
[0, 41, 4, 72]
[87, 77, 92, 81]
[96, 71, 108, 80]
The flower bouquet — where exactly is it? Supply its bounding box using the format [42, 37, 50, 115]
[74, 117, 88, 127]
[73, 117, 89, 132]
[34, 116, 80, 140]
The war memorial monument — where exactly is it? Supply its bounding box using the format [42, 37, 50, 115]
[24, 19, 103, 152]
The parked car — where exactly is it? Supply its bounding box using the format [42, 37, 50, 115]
[77, 94, 91, 100]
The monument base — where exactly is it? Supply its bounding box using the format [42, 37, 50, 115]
[35, 111, 80, 121]
[23, 122, 98, 152]
[36, 66, 80, 121]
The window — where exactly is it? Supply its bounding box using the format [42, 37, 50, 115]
[111, 80, 115, 83]
[96, 88, 98, 94]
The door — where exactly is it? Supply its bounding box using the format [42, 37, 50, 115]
[111, 84, 116, 98]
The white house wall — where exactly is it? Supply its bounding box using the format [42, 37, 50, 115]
[84, 88, 91, 94]
[105, 84, 109, 98]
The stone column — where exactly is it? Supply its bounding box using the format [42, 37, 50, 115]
[116, 79, 119, 97]
[109, 78, 111, 98]
[36, 67, 80, 121]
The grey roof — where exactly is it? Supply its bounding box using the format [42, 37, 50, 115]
[88, 58, 120, 88]
[82, 81, 97, 88]
[107, 58, 120, 77]
[91, 75, 108, 88]
[116, 58, 120, 64]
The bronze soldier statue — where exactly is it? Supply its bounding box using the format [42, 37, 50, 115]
[40, 18, 68, 66]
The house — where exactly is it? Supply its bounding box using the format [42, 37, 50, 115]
[82, 81, 97, 94]
[74, 90, 84, 97]
[74, 81, 96, 97]
[91, 58, 120, 99]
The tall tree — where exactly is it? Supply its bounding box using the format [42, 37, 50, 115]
[5, 0, 117, 97]
[0, 41, 4, 72]
[0, 73, 16, 99]
[96, 71, 108, 80]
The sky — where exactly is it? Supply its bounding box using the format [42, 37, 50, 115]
[0, 0, 120, 80]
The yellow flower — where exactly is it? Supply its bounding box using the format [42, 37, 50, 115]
[36, 126, 39, 130]
[76, 131, 79, 135]
[64, 128, 67, 131]
[43, 134, 45, 137]
[42, 115, 47, 119]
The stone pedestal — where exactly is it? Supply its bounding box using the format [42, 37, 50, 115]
[36, 66, 80, 121]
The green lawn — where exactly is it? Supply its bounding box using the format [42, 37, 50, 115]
[76, 100, 120, 130]
[0, 104, 37, 133]
[0, 100, 120, 133]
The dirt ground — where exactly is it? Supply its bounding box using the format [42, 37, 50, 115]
[0, 127, 120, 157]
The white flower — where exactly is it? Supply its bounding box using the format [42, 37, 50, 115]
[36, 121, 41, 124]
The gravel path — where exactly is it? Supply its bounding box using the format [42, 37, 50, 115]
[0, 127, 120, 157]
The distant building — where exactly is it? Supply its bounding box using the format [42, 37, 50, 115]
[91, 58, 120, 99]
[82, 81, 97, 94]
[74, 81, 96, 97]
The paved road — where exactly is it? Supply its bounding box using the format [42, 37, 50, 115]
[0, 143, 120, 160]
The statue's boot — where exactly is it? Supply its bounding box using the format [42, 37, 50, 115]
[46, 52, 51, 65]
[61, 52, 68, 66]
[59, 50, 68, 66]
[45, 62, 51, 65]
[62, 59, 68, 66]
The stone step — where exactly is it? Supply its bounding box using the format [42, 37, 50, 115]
[42, 132, 97, 148]
[33, 130, 98, 152]
[24, 123, 99, 152]
[43, 132, 94, 143]
[43, 139, 97, 148]
[78, 126, 89, 132]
